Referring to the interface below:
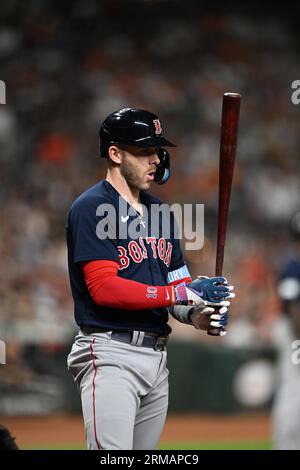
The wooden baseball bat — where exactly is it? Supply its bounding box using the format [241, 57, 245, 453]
[208, 92, 241, 336]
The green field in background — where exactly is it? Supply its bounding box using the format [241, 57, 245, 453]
[160, 441, 271, 450]
[23, 440, 272, 450]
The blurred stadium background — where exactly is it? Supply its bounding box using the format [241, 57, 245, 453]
[1, 0, 300, 449]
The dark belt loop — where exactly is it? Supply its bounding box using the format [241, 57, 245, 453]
[130, 331, 145, 346]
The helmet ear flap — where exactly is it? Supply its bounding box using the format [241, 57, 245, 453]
[155, 148, 170, 185]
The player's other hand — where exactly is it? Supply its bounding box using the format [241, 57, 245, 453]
[174, 275, 235, 307]
[190, 304, 229, 335]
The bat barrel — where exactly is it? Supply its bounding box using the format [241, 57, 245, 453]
[208, 92, 241, 336]
[215, 92, 241, 276]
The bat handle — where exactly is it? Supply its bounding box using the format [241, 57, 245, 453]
[207, 327, 226, 336]
[207, 267, 227, 336]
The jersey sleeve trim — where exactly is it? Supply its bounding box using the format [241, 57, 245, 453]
[168, 265, 191, 284]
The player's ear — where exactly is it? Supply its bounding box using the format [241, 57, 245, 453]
[108, 145, 122, 165]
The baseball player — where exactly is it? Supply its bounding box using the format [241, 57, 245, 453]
[66, 108, 235, 450]
[272, 211, 300, 450]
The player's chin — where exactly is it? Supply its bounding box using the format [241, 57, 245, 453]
[140, 180, 152, 190]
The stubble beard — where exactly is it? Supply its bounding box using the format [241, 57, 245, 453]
[120, 160, 150, 191]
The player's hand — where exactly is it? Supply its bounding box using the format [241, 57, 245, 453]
[190, 275, 235, 302]
[174, 276, 235, 307]
[190, 304, 229, 335]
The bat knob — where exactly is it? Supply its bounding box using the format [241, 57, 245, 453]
[207, 327, 226, 337]
[224, 92, 241, 99]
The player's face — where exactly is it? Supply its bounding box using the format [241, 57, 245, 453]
[119, 146, 160, 191]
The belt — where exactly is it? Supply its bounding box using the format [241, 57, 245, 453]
[81, 327, 168, 351]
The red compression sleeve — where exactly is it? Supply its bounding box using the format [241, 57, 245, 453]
[82, 260, 174, 310]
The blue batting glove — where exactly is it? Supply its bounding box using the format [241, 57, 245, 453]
[187, 276, 235, 303]
[210, 306, 229, 328]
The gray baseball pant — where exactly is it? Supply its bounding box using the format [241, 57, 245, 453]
[67, 330, 169, 450]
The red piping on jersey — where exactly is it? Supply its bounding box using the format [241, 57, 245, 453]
[90, 338, 101, 450]
[82, 260, 174, 309]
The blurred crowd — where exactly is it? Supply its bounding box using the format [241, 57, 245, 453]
[1, 0, 300, 362]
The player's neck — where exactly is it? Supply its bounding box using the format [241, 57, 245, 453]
[106, 171, 140, 207]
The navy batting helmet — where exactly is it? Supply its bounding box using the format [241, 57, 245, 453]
[99, 108, 176, 158]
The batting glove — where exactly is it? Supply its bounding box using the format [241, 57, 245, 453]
[171, 299, 229, 335]
[190, 304, 229, 335]
[174, 276, 235, 306]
